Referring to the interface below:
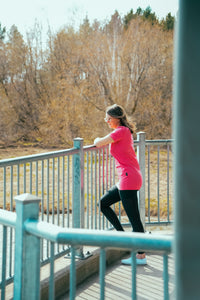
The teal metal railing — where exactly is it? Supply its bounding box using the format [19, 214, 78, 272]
[0, 194, 173, 300]
[0, 134, 174, 290]
[0, 135, 173, 228]
[145, 139, 174, 225]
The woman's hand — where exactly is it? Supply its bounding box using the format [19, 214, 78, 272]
[94, 135, 114, 147]
[94, 137, 101, 147]
[94, 137, 100, 144]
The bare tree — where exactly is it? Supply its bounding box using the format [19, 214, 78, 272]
[0, 11, 174, 147]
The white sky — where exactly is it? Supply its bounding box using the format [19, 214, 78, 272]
[0, 0, 178, 38]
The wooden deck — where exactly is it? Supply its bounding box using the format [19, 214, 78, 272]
[2, 230, 174, 300]
[59, 252, 175, 300]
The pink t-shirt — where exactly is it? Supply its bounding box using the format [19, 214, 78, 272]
[110, 126, 142, 190]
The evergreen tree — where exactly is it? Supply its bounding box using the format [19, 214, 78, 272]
[136, 7, 143, 16]
[161, 13, 175, 31]
[142, 6, 158, 25]
[123, 9, 134, 29]
[0, 23, 6, 40]
[124, 6, 158, 29]
[123, 7, 143, 29]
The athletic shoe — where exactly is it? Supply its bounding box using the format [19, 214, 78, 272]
[121, 256, 147, 265]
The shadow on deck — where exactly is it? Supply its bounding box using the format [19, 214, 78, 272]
[58, 251, 175, 300]
[4, 230, 174, 300]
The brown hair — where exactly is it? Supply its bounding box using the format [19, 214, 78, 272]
[106, 104, 136, 134]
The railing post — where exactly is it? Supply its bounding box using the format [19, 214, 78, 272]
[73, 138, 84, 230]
[174, 1, 200, 299]
[137, 132, 146, 228]
[13, 193, 41, 300]
[72, 138, 92, 259]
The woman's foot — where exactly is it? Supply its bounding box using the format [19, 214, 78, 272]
[136, 253, 147, 265]
[121, 253, 147, 265]
[136, 253, 146, 259]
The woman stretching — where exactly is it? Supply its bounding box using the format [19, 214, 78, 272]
[94, 104, 146, 265]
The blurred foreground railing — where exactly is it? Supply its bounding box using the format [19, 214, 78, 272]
[0, 194, 173, 300]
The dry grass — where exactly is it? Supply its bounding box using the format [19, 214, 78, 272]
[0, 146, 57, 160]
[145, 147, 173, 219]
[0, 146, 174, 219]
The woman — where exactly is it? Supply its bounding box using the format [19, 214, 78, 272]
[94, 104, 146, 265]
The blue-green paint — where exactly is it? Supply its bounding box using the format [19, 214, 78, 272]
[13, 193, 41, 300]
[174, 1, 200, 299]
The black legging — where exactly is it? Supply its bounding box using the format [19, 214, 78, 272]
[100, 185, 145, 233]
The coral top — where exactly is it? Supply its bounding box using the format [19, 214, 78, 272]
[110, 126, 142, 190]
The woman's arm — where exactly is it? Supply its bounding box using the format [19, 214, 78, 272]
[94, 134, 114, 148]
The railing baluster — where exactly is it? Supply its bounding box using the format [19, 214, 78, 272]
[56, 157, 60, 253]
[40, 160, 44, 261]
[109, 148, 112, 188]
[94, 151, 97, 229]
[70, 246, 76, 300]
[102, 149, 105, 196]
[47, 159, 50, 222]
[36, 161, 38, 196]
[98, 149, 101, 229]
[105, 147, 108, 192]
[102, 149, 107, 229]
[61, 157, 65, 251]
[67, 156, 70, 228]
[23, 163, 26, 193]
[147, 145, 151, 223]
[167, 145, 170, 222]
[46, 159, 50, 258]
[157, 145, 160, 223]
[62, 156, 65, 228]
[90, 151, 93, 229]
[30, 162, 32, 194]
[131, 252, 137, 300]
[100, 248, 106, 300]
[106, 148, 111, 228]
[112, 156, 115, 186]
[17, 164, 19, 195]
[41, 160, 44, 219]
[1, 226, 7, 300]
[3, 167, 6, 209]
[9, 166, 14, 279]
[52, 158, 55, 224]
[9, 227, 13, 278]
[57, 157, 60, 226]
[10, 166, 13, 210]
[49, 242, 55, 300]
[86, 152, 89, 228]
[163, 254, 169, 300]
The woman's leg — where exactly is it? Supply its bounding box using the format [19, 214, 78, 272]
[100, 185, 124, 231]
[119, 190, 144, 233]
[120, 190, 146, 258]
